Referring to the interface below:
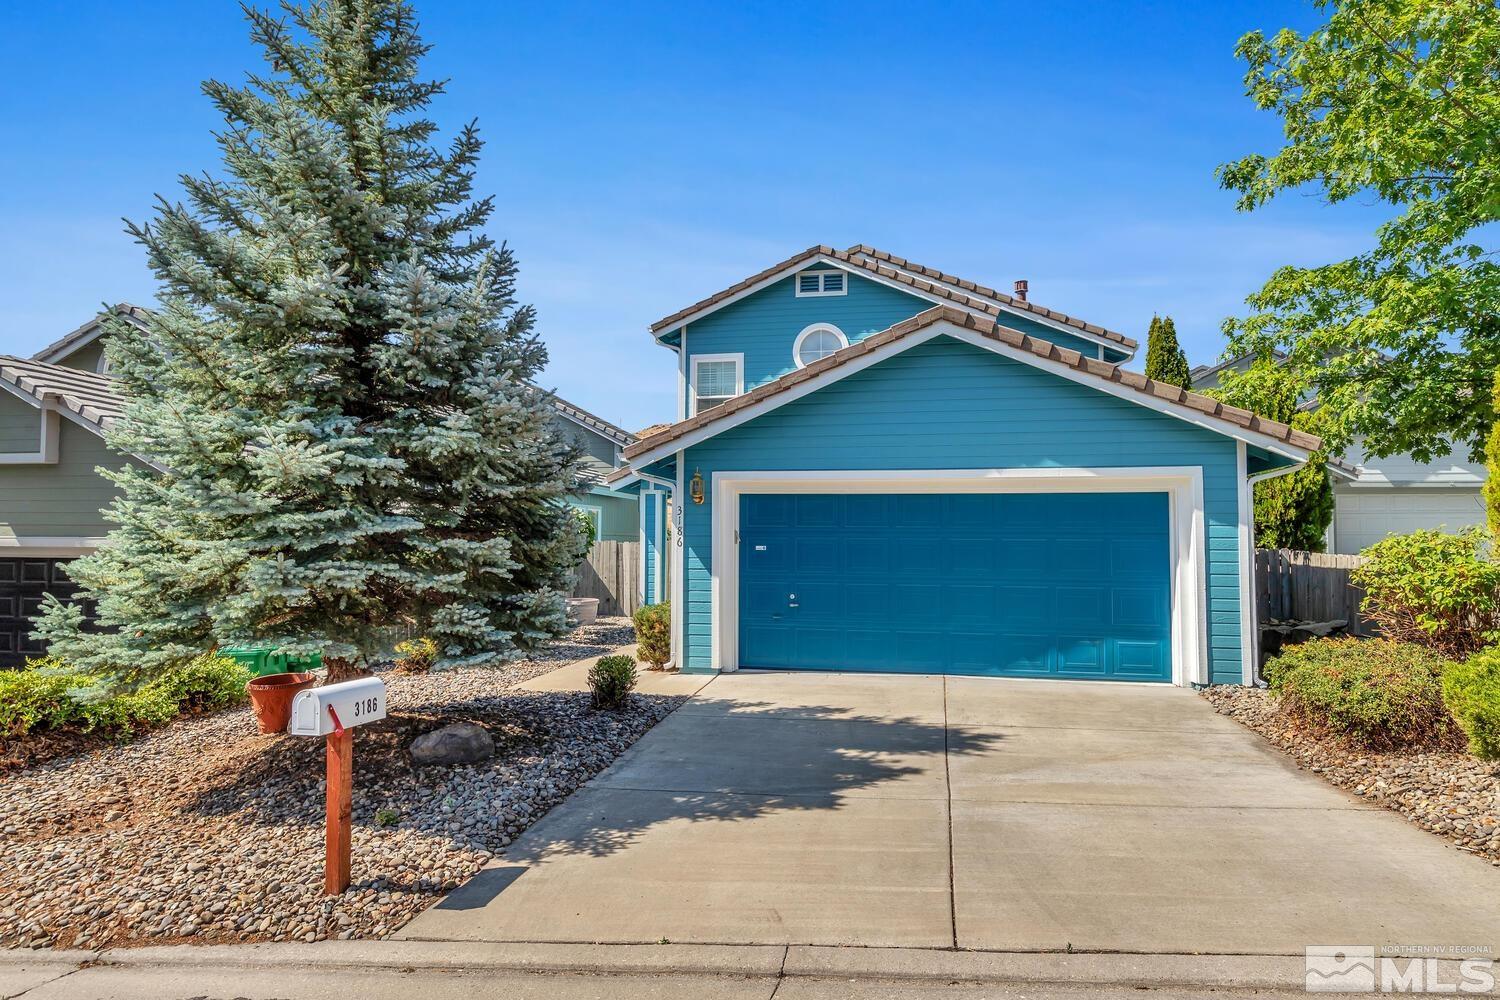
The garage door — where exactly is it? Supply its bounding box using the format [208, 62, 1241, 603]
[0, 557, 84, 669]
[738, 492, 1171, 681]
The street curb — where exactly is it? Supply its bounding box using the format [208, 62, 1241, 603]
[86, 941, 787, 978]
[4, 942, 1487, 991]
[784, 946, 1308, 988]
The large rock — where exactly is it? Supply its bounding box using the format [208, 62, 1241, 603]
[409, 722, 494, 766]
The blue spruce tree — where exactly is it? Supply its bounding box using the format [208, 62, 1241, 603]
[36, 0, 585, 682]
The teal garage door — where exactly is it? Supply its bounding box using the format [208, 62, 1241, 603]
[738, 492, 1171, 681]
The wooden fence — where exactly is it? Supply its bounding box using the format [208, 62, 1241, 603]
[572, 540, 640, 618]
[1255, 548, 1375, 637]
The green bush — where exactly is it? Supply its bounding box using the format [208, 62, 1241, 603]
[633, 602, 670, 669]
[394, 636, 440, 673]
[1264, 638, 1464, 751]
[1352, 528, 1500, 658]
[1443, 649, 1500, 761]
[0, 653, 250, 739]
[588, 653, 637, 710]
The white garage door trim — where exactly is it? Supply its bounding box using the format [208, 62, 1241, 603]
[709, 467, 1209, 687]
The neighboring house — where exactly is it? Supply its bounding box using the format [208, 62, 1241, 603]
[1190, 355, 1486, 554]
[609, 244, 1322, 686]
[550, 395, 639, 543]
[0, 305, 638, 666]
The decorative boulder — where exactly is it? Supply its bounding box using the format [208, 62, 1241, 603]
[410, 722, 494, 766]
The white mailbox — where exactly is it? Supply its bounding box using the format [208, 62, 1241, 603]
[287, 677, 387, 737]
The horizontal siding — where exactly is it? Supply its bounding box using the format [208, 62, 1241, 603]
[554, 416, 617, 465]
[0, 420, 131, 538]
[684, 273, 1111, 403]
[596, 491, 637, 543]
[0, 393, 43, 452]
[680, 335, 1245, 683]
[55, 341, 105, 373]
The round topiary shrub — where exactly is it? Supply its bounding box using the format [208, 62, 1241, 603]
[1351, 528, 1500, 658]
[1264, 637, 1466, 751]
[588, 654, 637, 711]
[1443, 649, 1500, 761]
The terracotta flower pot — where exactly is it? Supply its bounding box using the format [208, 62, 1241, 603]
[246, 671, 316, 735]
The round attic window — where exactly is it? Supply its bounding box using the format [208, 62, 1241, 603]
[793, 324, 848, 368]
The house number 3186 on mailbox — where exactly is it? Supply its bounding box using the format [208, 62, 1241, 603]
[286, 676, 387, 894]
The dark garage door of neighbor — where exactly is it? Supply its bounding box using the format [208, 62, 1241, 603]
[0, 558, 82, 668]
[737, 492, 1172, 681]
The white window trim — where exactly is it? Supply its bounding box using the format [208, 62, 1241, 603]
[0, 408, 59, 465]
[792, 323, 849, 369]
[576, 504, 603, 541]
[708, 467, 1209, 687]
[793, 269, 848, 298]
[689, 353, 744, 417]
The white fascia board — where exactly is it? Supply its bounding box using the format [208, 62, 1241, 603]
[628, 319, 1319, 471]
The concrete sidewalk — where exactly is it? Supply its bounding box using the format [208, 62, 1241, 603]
[518, 646, 713, 697]
[401, 670, 1500, 954]
[0, 940, 1358, 999]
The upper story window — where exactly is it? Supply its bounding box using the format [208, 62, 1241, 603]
[691, 353, 743, 416]
[793, 324, 848, 369]
[794, 270, 847, 297]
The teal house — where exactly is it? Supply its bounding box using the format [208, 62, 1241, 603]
[609, 245, 1324, 686]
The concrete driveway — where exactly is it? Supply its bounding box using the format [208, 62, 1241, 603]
[401, 672, 1500, 954]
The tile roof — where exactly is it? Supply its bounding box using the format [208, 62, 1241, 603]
[31, 303, 151, 365]
[0, 356, 127, 434]
[624, 305, 1325, 462]
[649, 245, 1136, 353]
[550, 392, 637, 447]
[846, 246, 1137, 351]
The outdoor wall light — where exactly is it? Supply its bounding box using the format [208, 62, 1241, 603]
[690, 468, 705, 505]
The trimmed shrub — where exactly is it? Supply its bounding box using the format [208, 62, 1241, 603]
[394, 636, 440, 674]
[633, 602, 671, 669]
[588, 653, 637, 710]
[1264, 638, 1464, 751]
[1352, 528, 1500, 658]
[0, 653, 250, 739]
[1443, 649, 1500, 761]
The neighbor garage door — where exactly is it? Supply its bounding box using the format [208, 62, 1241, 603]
[0, 557, 83, 668]
[738, 492, 1171, 681]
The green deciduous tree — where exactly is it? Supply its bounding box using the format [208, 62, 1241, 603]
[1216, 0, 1500, 522]
[1211, 363, 1336, 550]
[1144, 315, 1191, 388]
[36, 0, 585, 685]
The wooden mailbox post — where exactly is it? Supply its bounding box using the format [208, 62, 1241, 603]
[287, 677, 387, 894]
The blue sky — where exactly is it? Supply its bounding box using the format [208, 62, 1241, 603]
[0, 1, 1383, 431]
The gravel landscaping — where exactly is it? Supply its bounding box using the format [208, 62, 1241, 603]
[0, 617, 685, 950]
[1203, 685, 1500, 865]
